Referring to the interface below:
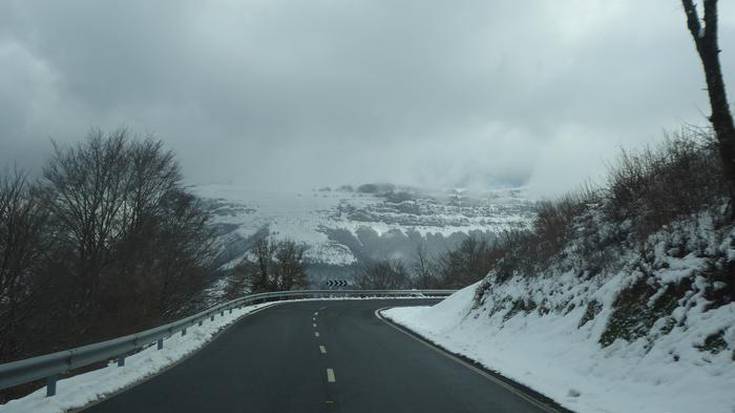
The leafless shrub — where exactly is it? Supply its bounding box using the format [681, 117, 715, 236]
[606, 128, 725, 237]
[410, 244, 440, 289]
[472, 128, 728, 294]
[233, 236, 308, 293]
[273, 240, 308, 291]
[533, 185, 601, 263]
[355, 259, 410, 290]
[437, 236, 498, 288]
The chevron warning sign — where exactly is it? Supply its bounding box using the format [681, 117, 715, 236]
[325, 280, 349, 288]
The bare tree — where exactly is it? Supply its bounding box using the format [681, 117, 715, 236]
[437, 236, 493, 288]
[250, 237, 275, 292]
[223, 270, 248, 301]
[682, 0, 735, 193]
[355, 260, 410, 290]
[42, 129, 132, 304]
[274, 240, 308, 291]
[235, 237, 308, 293]
[125, 139, 181, 234]
[0, 129, 218, 371]
[0, 171, 48, 361]
[149, 190, 214, 319]
[412, 244, 437, 288]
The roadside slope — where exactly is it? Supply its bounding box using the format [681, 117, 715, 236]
[384, 210, 735, 413]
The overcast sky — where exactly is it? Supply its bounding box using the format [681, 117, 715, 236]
[1, 1, 734, 196]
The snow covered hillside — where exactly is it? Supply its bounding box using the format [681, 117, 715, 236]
[192, 183, 535, 275]
[384, 207, 735, 413]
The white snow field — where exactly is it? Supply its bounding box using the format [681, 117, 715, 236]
[384, 283, 735, 413]
[383, 211, 735, 413]
[192, 184, 534, 269]
[0, 303, 275, 413]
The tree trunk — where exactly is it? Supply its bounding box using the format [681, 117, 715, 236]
[682, 0, 735, 194]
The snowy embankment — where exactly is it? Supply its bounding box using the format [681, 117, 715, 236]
[383, 212, 735, 413]
[0, 303, 275, 413]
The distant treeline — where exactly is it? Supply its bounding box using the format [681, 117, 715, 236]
[0, 129, 215, 370]
[224, 237, 309, 299]
[354, 235, 497, 290]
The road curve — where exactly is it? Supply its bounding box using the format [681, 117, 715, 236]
[84, 299, 549, 413]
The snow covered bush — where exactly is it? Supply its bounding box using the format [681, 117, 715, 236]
[472, 129, 733, 358]
[604, 128, 726, 238]
[386, 210, 735, 411]
[384, 133, 735, 411]
[376, 129, 733, 412]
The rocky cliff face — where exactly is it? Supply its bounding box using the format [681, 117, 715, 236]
[193, 183, 536, 282]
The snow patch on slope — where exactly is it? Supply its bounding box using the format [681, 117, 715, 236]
[195, 185, 359, 266]
[193, 184, 535, 269]
[384, 211, 735, 413]
[385, 287, 735, 413]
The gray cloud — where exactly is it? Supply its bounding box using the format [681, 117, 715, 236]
[1, 0, 733, 196]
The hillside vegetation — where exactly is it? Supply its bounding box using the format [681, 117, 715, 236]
[384, 128, 735, 412]
[473, 128, 733, 348]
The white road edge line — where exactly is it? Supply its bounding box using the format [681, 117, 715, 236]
[313, 323, 317, 328]
[374, 307, 559, 413]
[319, 345, 327, 354]
[315, 331, 320, 337]
[326, 368, 336, 383]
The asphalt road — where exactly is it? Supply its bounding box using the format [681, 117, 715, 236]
[85, 299, 550, 413]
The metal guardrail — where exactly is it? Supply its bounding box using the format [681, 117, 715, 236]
[0, 289, 454, 397]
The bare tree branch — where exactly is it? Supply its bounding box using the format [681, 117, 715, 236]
[681, 0, 735, 195]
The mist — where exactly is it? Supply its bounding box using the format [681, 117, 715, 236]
[1, 0, 734, 196]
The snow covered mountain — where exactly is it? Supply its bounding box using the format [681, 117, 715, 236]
[192, 183, 535, 278]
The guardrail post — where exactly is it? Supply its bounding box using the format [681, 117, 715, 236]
[117, 356, 125, 367]
[181, 327, 187, 336]
[198, 319, 203, 326]
[46, 375, 58, 397]
[157, 338, 163, 350]
[210, 314, 214, 321]
[220, 310, 224, 317]
[229, 308, 232, 314]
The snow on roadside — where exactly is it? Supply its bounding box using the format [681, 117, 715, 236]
[0, 296, 438, 413]
[383, 283, 735, 413]
[0, 303, 275, 413]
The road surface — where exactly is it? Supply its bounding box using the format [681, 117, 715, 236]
[85, 299, 552, 413]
